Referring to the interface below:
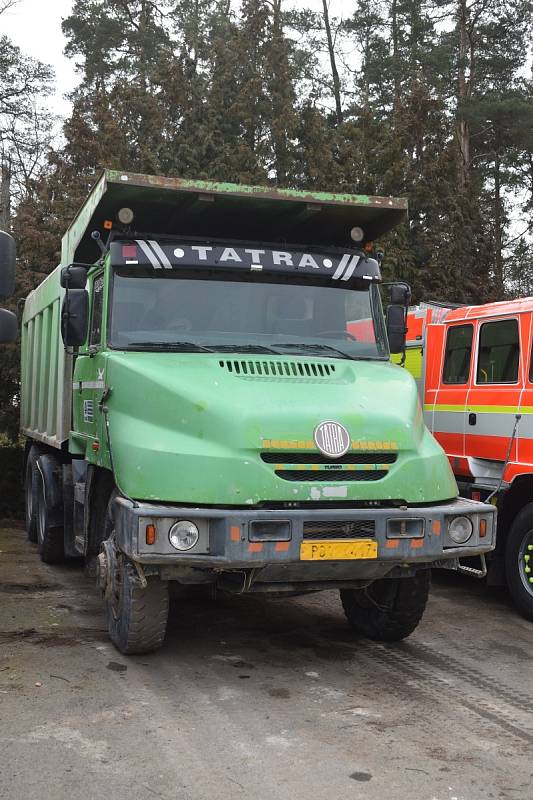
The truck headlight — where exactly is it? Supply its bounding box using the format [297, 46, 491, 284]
[448, 516, 473, 544]
[169, 520, 199, 551]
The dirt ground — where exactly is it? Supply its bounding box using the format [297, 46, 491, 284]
[1, 521, 532, 800]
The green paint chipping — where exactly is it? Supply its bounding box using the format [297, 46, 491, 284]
[104, 170, 398, 208]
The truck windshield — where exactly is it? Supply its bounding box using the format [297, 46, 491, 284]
[109, 270, 389, 360]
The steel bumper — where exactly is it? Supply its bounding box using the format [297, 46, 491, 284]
[113, 496, 496, 575]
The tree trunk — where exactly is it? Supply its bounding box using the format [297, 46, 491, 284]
[391, 0, 401, 109]
[322, 0, 342, 126]
[494, 147, 504, 295]
[456, 0, 470, 193]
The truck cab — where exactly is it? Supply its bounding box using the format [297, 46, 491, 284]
[408, 300, 533, 620]
[20, 171, 496, 654]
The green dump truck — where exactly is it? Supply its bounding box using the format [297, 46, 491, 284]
[19, 170, 496, 654]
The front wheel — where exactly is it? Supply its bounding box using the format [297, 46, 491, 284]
[101, 494, 169, 654]
[340, 571, 430, 642]
[505, 504, 533, 622]
[106, 556, 170, 655]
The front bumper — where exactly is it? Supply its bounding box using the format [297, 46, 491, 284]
[113, 496, 496, 581]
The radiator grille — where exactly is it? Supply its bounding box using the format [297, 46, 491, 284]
[262, 451, 397, 465]
[219, 359, 336, 379]
[303, 520, 375, 539]
[275, 469, 388, 482]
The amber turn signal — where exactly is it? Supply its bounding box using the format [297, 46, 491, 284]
[146, 524, 156, 546]
[479, 519, 487, 538]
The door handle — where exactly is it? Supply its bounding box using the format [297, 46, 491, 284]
[468, 412, 476, 426]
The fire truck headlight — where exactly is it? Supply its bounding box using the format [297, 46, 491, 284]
[448, 516, 473, 544]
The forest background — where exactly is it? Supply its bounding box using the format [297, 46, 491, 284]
[1, 0, 533, 445]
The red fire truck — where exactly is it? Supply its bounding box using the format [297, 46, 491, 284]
[405, 300, 533, 621]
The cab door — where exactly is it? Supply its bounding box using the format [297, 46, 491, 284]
[72, 270, 106, 455]
[465, 315, 522, 468]
[431, 322, 474, 477]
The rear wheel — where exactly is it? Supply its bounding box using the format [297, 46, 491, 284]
[36, 466, 65, 564]
[101, 493, 169, 654]
[24, 447, 41, 543]
[505, 504, 533, 621]
[340, 571, 430, 642]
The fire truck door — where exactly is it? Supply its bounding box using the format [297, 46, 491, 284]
[432, 323, 474, 476]
[465, 316, 523, 474]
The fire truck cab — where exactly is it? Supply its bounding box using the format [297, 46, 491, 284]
[407, 300, 533, 621]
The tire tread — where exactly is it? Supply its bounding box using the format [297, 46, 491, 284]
[340, 571, 430, 642]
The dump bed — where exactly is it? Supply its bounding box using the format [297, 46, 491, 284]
[20, 267, 72, 448]
[22, 170, 407, 448]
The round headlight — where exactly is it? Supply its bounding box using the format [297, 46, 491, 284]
[448, 516, 473, 544]
[169, 520, 199, 551]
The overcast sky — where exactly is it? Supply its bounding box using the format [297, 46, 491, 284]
[2, 0, 355, 117]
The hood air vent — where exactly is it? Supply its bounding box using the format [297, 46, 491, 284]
[219, 359, 336, 379]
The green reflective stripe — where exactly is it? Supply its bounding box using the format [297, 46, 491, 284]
[425, 404, 533, 415]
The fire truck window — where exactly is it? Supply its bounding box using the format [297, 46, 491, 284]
[443, 324, 473, 384]
[476, 319, 519, 384]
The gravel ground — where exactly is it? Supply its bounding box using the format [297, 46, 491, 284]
[1, 521, 532, 800]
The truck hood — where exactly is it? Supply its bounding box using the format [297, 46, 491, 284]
[102, 352, 457, 505]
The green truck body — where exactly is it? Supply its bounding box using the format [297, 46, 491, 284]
[20, 170, 496, 654]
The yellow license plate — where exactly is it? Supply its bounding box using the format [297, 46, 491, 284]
[300, 539, 378, 561]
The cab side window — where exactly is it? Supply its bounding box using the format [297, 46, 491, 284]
[443, 324, 473, 384]
[476, 318, 519, 384]
[89, 273, 104, 347]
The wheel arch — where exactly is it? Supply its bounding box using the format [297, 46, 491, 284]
[498, 474, 533, 552]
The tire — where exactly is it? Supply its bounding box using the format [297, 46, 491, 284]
[340, 571, 430, 642]
[24, 446, 41, 543]
[107, 560, 169, 655]
[505, 503, 533, 622]
[103, 494, 169, 655]
[36, 466, 65, 564]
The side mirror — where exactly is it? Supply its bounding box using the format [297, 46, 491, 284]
[0, 231, 16, 300]
[60, 265, 88, 289]
[61, 289, 89, 347]
[0, 308, 17, 343]
[386, 304, 407, 354]
[390, 283, 411, 305]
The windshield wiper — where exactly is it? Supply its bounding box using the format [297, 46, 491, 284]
[207, 344, 280, 355]
[127, 341, 214, 352]
[272, 342, 355, 360]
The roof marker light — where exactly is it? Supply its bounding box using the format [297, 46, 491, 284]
[118, 207, 134, 225]
[350, 226, 364, 242]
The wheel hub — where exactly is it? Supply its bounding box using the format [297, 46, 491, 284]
[97, 539, 118, 601]
[519, 530, 533, 597]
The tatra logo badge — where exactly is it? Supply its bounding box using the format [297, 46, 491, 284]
[313, 421, 351, 459]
